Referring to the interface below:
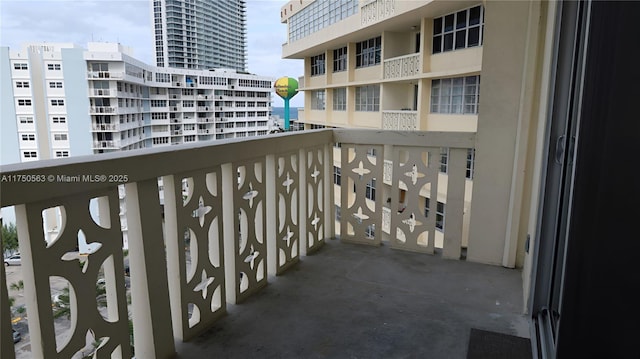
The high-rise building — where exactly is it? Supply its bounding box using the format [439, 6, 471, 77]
[152, 0, 247, 71]
[1, 42, 273, 163]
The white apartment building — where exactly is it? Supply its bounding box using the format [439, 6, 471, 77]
[152, 0, 247, 71]
[280, 0, 484, 249]
[1, 42, 273, 161]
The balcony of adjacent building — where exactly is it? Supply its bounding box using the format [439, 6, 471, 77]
[1, 129, 530, 359]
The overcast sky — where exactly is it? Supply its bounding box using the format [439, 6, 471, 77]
[0, 0, 304, 106]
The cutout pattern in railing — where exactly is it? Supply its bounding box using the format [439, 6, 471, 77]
[234, 160, 267, 303]
[305, 146, 326, 254]
[18, 190, 131, 358]
[275, 152, 300, 275]
[389, 147, 440, 254]
[175, 169, 226, 337]
[340, 144, 384, 246]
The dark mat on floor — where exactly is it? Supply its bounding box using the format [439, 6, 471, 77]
[467, 328, 532, 359]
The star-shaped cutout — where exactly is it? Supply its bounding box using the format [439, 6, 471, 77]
[310, 166, 320, 183]
[311, 214, 320, 231]
[282, 172, 294, 194]
[242, 182, 259, 208]
[61, 230, 102, 273]
[404, 164, 425, 185]
[401, 213, 423, 233]
[352, 207, 370, 221]
[194, 268, 215, 299]
[244, 245, 260, 269]
[351, 161, 371, 176]
[283, 226, 294, 247]
[192, 196, 212, 227]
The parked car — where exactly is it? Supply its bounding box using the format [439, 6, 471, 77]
[4, 253, 21, 266]
[13, 328, 21, 343]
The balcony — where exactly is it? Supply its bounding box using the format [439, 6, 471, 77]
[1, 129, 526, 358]
[381, 110, 418, 130]
[90, 106, 117, 114]
[92, 123, 118, 132]
[383, 53, 422, 80]
[92, 140, 117, 149]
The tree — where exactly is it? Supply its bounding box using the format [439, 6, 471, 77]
[2, 222, 19, 255]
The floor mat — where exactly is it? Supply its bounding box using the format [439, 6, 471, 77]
[467, 328, 532, 359]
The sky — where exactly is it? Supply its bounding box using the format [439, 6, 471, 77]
[0, 0, 304, 107]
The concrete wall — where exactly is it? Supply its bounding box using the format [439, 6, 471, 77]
[0, 47, 19, 165]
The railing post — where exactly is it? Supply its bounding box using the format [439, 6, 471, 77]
[265, 154, 277, 275]
[0, 216, 16, 359]
[442, 148, 467, 259]
[221, 163, 237, 304]
[124, 180, 176, 358]
[298, 149, 308, 256]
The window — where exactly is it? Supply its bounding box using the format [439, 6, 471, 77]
[55, 151, 69, 158]
[431, 76, 480, 114]
[333, 166, 341, 185]
[466, 148, 475, 179]
[21, 134, 35, 141]
[310, 54, 326, 76]
[17, 99, 32, 106]
[333, 47, 347, 72]
[51, 99, 65, 106]
[424, 197, 431, 217]
[333, 88, 346, 111]
[366, 179, 376, 201]
[365, 224, 375, 239]
[14, 63, 28, 70]
[355, 85, 380, 112]
[15, 81, 30, 88]
[54, 134, 68, 141]
[433, 5, 484, 54]
[49, 81, 63, 88]
[52, 116, 67, 123]
[23, 151, 37, 158]
[440, 148, 449, 173]
[436, 202, 445, 231]
[367, 148, 377, 157]
[311, 90, 326, 110]
[355, 36, 381, 68]
[19, 116, 34, 124]
[47, 63, 62, 70]
[335, 205, 341, 221]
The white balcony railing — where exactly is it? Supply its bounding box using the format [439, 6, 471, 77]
[381, 110, 418, 130]
[1, 129, 474, 358]
[360, 0, 396, 26]
[87, 71, 123, 79]
[383, 53, 421, 79]
[90, 106, 117, 114]
[92, 123, 118, 131]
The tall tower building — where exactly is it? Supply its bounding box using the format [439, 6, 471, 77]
[152, 0, 247, 71]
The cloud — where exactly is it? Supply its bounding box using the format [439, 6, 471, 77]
[0, 0, 303, 105]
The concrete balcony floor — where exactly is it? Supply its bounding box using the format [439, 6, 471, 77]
[176, 239, 529, 358]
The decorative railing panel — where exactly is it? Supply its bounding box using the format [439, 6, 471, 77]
[17, 190, 131, 358]
[169, 168, 226, 341]
[340, 144, 384, 246]
[389, 146, 439, 254]
[382, 111, 418, 131]
[233, 159, 267, 303]
[274, 152, 300, 275]
[383, 53, 421, 79]
[361, 0, 395, 26]
[304, 146, 326, 254]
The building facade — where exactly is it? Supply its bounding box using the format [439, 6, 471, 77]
[280, 0, 483, 251]
[2, 42, 273, 161]
[151, 0, 247, 71]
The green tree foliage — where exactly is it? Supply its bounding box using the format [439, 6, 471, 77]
[1, 222, 19, 255]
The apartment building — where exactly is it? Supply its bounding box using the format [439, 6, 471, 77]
[151, 0, 247, 71]
[1, 42, 273, 161]
[280, 0, 483, 249]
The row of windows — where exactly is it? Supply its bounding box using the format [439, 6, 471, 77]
[431, 76, 480, 114]
[21, 133, 67, 141]
[433, 5, 485, 54]
[15, 81, 62, 89]
[288, 0, 358, 42]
